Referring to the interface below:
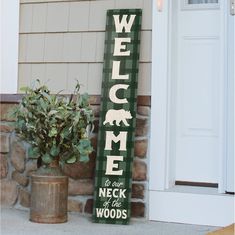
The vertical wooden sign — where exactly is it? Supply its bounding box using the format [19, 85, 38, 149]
[93, 9, 142, 225]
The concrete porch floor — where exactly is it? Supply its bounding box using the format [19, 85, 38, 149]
[1, 208, 219, 235]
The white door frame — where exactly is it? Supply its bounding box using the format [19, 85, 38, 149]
[149, 0, 234, 226]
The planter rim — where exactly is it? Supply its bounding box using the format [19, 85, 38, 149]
[31, 174, 68, 179]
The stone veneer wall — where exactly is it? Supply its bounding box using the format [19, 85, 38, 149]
[0, 97, 150, 218]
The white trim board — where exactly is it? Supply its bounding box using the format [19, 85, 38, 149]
[149, 0, 170, 192]
[149, 190, 234, 227]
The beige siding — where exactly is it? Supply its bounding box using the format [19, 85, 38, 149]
[31, 4, 47, 32]
[18, 0, 152, 95]
[19, 4, 33, 32]
[69, 2, 90, 31]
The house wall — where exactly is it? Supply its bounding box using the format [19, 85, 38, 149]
[18, 0, 152, 95]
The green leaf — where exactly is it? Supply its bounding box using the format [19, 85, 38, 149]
[50, 145, 60, 157]
[41, 153, 53, 164]
[66, 155, 77, 164]
[42, 91, 51, 102]
[74, 112, 81, 124]
[61, 127, 70, 139]
[20, 86, 30, 93]
[79, 139, 90, 147]
[78, 93, 89, 107]
[48, 110, 58, 116]
[28, 146, 40, 159]
[48, 127, 57, 137]
[78, 139, 93, 153]
[79, 154, 89, 163]
[39, 98, 47, 112]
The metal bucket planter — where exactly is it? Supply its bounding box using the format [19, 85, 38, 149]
[30, 159, 68, 223]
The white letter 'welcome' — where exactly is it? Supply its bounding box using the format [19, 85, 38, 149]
[105, 131, 127, 151]
[109, 84, 129, 104]
[113, 15, 136, 33]
[105, 155, 123, 175]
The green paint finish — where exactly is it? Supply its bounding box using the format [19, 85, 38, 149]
[93, 9, 142, 225]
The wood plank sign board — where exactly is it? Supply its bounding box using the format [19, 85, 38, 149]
[93, 9, 142, 225]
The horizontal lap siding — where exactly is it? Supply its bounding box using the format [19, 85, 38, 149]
[18, 0, 152, 95]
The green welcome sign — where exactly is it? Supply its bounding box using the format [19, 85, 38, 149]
[93, 9, 142, 224]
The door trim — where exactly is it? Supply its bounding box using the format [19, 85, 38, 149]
[149, 0, 234, 226]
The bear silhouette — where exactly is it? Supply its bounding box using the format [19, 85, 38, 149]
[103, 109, 132, 126]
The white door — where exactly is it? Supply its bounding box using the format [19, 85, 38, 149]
[173, 0, 222, 184]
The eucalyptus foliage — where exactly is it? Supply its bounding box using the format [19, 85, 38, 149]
[12, 81, 94, 166]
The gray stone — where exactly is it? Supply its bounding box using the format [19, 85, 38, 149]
[19, 188, 31, 208]
[12, 171, 29, 187]
[137, 106, 151, 116]
[11, 142, 26, 173]
[68, 199, 83, 212]
[131, 202, 145, 217]
[68, 179, 94, 196]
[0, 124, 14, 133]
[0, 154, 8, 178]
[0, 104, 17, 121]
[134, 139, 148, 158]
[132, 160, 147, 181]
[63, 153, 96, 179]
[25, 160, 38, 176]
[0, 134, 10, 153]
[0, 179, 18, 206]
[132, 184, 145, 199]
[136, 118, 148, 137]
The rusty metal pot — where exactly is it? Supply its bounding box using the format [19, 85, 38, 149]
[30, 157, 68, 223]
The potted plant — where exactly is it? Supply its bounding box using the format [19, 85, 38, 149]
[12, 81, 94, 223]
